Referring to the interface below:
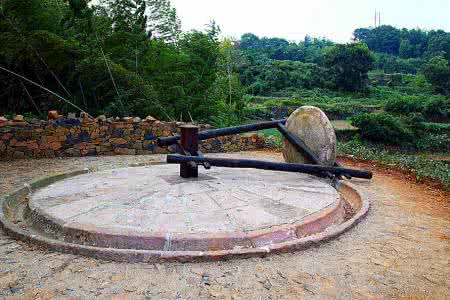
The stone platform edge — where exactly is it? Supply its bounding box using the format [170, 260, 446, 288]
[27, 188, 346, 252]
[0, 165, 369, 263]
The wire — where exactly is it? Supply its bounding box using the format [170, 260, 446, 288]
[0, 65, 92, 118]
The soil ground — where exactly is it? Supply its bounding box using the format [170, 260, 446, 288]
[0, 152, 448, 300]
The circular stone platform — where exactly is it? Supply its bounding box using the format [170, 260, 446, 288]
[0, 158, 369, 262]
[29, 165, 343, 251]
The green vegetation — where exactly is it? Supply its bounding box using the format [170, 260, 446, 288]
[351, 112, 413, 144]
[324, 43, 374, 92]
[0, 0, 243, 123]
[1, 3, 448, 124]
[338, 139, 450, 191]
[0, 1, 448, 188]
[258, 128, 283, 148]
[421, 56, 450, 94]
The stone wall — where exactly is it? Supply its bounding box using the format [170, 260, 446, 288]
[0, 116, 274, 160]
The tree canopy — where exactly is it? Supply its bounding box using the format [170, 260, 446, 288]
[1, 2, 449, 122]
[324, 43, 374, 92]
[0, 0, 230, 122]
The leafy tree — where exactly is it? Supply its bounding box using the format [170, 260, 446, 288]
[353, 28, 371, 42]
[399, 28, 428, 58]
[0, 0, 221, 121]
[354, 26, 450, 61]
[426, 30, 450, 60]
[354, 25, 401, 55]
[324, 43, 374, 91]
[421, 56, 450, 94]
[147, 0, 181, 43]
[0, 0, 77, 115]
[372, 52, 424, 74]
[238, 33, 332, 65]
[142, 30, 221, 121]
[239, 33, 261, 50]
[217, 38, 246, 105]
[176, 31, 220, 120]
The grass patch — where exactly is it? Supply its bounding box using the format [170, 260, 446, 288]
[258, 128, 283, 148]
[338, 139, 450, 190]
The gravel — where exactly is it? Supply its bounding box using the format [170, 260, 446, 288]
[0, 152, 448, 299]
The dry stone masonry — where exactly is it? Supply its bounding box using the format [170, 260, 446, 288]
[0, 113, 274, 160]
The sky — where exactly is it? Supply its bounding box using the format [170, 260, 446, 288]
[170, 0, 450, 42]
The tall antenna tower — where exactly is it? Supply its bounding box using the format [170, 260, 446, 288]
[374, 10, 382, 27]
[374, 10, 377, 27]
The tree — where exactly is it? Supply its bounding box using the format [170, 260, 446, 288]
[147, 0, 181, 43]
[0, 0, 77, 115]
[218, 38, 246, 105]
[239, 33, 260, 50]
[426, 30, 450, 61]
[400, 28, 428, 58]
[0, 0, 219, 121]
[399, 40, 414, 58]
[176, 31, 220, 120]
[141, 30, 221, 121]
[324, 43, 374, 91]
[421, 56, 450, 94]
[353, 28, 371, 42]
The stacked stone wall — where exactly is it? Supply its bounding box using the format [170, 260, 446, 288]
[0, 116, 273, 160]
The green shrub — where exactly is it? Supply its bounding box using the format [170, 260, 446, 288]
[384, 96, 449, 122]
[405, 113, 426, 126]
[420, 122, 450, 134]
[351, 112, 413, 144]
[259, 128, 283, 148]
[422, 98, 450, 122]
[384, 98, 422, 114]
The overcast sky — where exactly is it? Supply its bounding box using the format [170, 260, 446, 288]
[170, 0, 450, 42]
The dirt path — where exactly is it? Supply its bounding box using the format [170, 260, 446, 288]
[0, 153, 448, 299]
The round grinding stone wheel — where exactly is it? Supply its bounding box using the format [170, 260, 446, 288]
[282, 106, 337, 166]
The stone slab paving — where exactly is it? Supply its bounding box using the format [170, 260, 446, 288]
[0, 153, 448, 299]
[29, 165, 340, 246]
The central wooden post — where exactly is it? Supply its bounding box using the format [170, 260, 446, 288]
[180, 125, 199, 178]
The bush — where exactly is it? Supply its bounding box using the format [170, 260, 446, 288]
[351, 112, 413, 144]
[384, 98, 422, 114]
[384, 96, 449, 122]
[422, 98, 450, 122]
[419, 122, 450, 134]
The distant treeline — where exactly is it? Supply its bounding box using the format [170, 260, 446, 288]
[237, 27, 450, 75]
[0, 0, 448, 123]
[354, 26, 450, 59]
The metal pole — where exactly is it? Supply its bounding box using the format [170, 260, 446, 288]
[167, 155, 373, 179]
[158, 119, 287, 147]
[179, 125, 199, 178]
